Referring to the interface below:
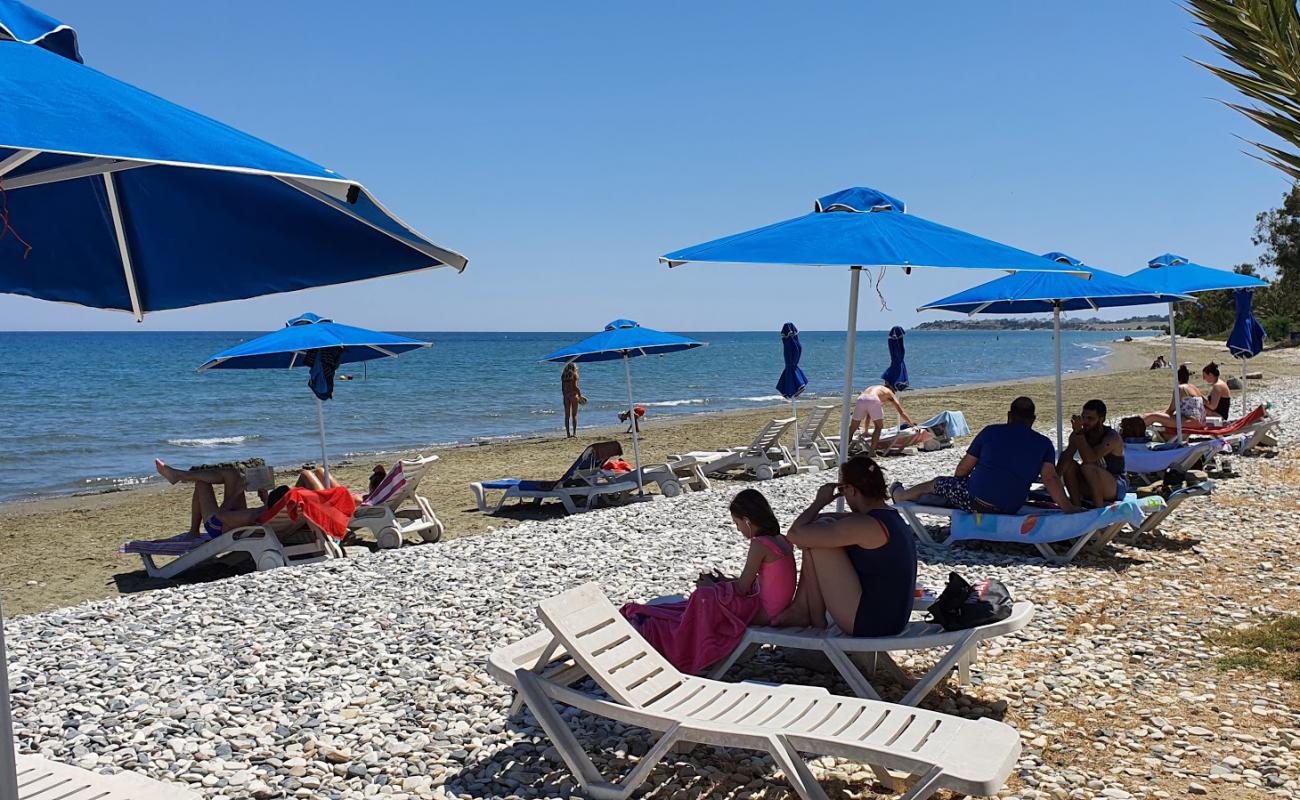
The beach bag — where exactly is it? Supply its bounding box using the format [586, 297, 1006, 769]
[928, 572, 1013, 631]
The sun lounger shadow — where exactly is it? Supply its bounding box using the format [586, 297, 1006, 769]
[110, 550, 259, 593]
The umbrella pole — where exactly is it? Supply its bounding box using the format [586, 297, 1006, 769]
[0, 606, 18, 800]
[791, 397, 800, 465]
[1168, 303, 1182, 441]
[1241, 357, 1248, 411]
[836, 267, 863, 511]
[316, 396, 330, 484]
[623, 355, 644, 494]
[1054, 304, 1064, 452]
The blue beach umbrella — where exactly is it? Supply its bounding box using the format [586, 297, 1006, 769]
[776, 323, 808, 461]
[199, 313, 430, 481]
[1227, 289, 1266, 408]
[542, 320, 705, 491]
[661, 187, 1087, 472]
[881, 325, 909, 391]
[921, 252, 1191, 448]
[1126, 254, 1268, 438]
[0, 2, 466, 321]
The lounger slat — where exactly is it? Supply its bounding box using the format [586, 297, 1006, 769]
[646, 681, 708, 713]
[610, 652, 667, 689]
[840, 706, 894, 741]
[624, 671, 687, 707]
[589, 634, 646, 670]
[710, 692, 775, 724]
[679, 685, 741, 717]
[758, 697, 820, 729]
[793, 699, 859, 734]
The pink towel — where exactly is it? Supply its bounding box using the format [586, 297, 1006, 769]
[620, 581, 760, 675]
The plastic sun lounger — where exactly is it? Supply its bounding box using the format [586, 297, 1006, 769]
[348, 455, 444, 549]
[795, 404, 838, 469]
[470, 441, 639, 515]
[1123, 439, 1231, 484]
[13, 753, 202, 799]
[668, 417, 798, 482]
[709, 601, 1034, 706]
[121, 494, 340, 579]
[893, 498, 1151, 564]
[1153, 406, 1280, 453]
[489, 583, 1022, 800]
[824, 425, 935, 458]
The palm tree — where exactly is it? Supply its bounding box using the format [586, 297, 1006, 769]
[1188, 0, 1300, 180]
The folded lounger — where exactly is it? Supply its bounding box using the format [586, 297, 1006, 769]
[489, 583, 1022, 800]
[348, 454, 444, 549]
[894, 497, 1155, 564]
[470, 441, 639, 515]
[668, 417, 797, 481]
[121, 488, 346, 579]
[12, 753, 202, 799]
[708, 601, 1034, 706]
[794, 404, 838, 469]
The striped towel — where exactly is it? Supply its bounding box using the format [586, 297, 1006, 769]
[362, 462, 408, 507]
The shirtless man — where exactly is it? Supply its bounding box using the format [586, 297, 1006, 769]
[1057, 399, 1128, 508]
[847, 384, 914, 455]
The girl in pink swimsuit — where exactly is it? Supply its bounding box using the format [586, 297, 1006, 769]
[716, 489, 797, 624]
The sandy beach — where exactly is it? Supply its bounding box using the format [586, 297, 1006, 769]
[1, 336, 1295, 618]
[2, 337, 1296, 800]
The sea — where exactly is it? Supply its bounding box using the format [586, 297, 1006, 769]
[0, 329, 1150, 503]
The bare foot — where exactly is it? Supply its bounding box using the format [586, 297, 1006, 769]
[771, 606, 810, 628]
[154, 459, 181, 484]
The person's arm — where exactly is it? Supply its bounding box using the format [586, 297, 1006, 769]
[733, 539, 769, 595]
[1040, 462, 1081, 513]
[887, 392, 914, 426]
[953, 452, 978, 478]
[1069, 432, 1100, 465]
[787, 483, 886, 550]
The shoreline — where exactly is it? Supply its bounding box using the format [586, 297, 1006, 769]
[0, 333, 1134, 510]
[1, 335, 1290, 616]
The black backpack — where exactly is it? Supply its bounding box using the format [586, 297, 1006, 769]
[928, 572, 1014, 631]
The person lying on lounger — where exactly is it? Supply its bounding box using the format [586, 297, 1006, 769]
[890, 396, 1081, 514]
[770, 456, 916, 637]
[847, 384, 914, 455]
[1057, 399, 1127, 508]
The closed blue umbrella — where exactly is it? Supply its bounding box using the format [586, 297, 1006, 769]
[921, 252, 1190, 448]
[1227, 289, 1266, 408]
[881, 325, 909, 391]
[543, 320, 705, 491]
[661, 187, 1086, 474]
[776, 323, 808, 462]
[0, 3, 466, 320]
[1126, 254, 1268, 438]
[200, 313, 431, 481]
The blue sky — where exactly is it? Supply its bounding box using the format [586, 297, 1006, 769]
[2, 1, 1289, 331]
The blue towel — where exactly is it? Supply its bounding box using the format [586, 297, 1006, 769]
[949, 496, 1155, 545]
[917, 410, 970, 439]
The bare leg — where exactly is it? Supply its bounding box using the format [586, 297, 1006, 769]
[296, 468, 331, 490]
[772, 547, 821, 629]
[805, 547, 864, 633]
[187, 491, 202, 536]
[1080, 465, 1118, 506]
[156, 459, 240, 487]
[1057, 459, 1083, 506]
[1142, 413, 1175, 428]
[892, 478, 938, 504]
[870, 419, 883, 454]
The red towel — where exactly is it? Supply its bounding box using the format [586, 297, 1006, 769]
[620, 582, 759, 675]
[1180, 405, 1266, 437]
[277, 487, 356, 540]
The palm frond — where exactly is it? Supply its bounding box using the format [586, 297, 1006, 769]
[1189, 0, 1300, 179]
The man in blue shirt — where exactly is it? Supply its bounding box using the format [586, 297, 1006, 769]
[891, 397, 1080, 514]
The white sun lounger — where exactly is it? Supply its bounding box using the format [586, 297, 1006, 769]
[122, 496, 339, 579]
[667, 417, 797, 482]
[12, 753, 201, 799]
[709, 601, 1034, 706]
[470, 441, 639, 515]
[348, 455, 444, 549]
[794, 404, 838, 469]
[490, 583, 1022, 800]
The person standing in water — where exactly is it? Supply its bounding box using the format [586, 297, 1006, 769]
[561, 362, 584, 437]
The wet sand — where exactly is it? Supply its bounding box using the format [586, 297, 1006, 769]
[2, 336, 1294, 617]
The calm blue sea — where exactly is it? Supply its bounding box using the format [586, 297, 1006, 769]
[0, 329, 1148, 502]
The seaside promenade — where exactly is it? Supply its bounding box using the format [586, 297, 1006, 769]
[0, 339, 1296, 798]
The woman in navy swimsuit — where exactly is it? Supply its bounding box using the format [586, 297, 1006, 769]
[773, 455, 917, 637]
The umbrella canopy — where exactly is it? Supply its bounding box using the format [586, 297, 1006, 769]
[920, 252, 1192, 449]
[1125, 253, 1269, 295]
[199, 312, 430, 371]
[660, 186, 1087, 477]
[1227, 289, 1266, 359]
[776, 322, 808, 400]
[1126, 254, 1268, 439]
[542, 320, 705, 491]
[0, 2, 466, 321]
[199, 313, 430, 479]
[881, 325, 909, 391]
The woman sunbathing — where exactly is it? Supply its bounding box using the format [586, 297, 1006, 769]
[1142, 364, 1205, 429]
[772, 455, 916, 637]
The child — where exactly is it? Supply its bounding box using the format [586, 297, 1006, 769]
[699, 489, 797, 624]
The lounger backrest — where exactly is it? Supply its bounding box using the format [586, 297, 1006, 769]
[797, 406, 835, 448]
[563, 441, 624, 485]
[365, 454, 438, 508]
[744, 417, 796, 456]
[537, 583, 686, 709]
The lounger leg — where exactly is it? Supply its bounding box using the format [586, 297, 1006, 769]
[896, 765, 946, 800]
[898, 508, 938, 546]
[707, 635, 758, 680]
[823, 646, 883, 701]
[559, 494, 580, 515]
[767, 735, 831, 800]
[898, 631, 978, 707]
[508, 639, 562, 716]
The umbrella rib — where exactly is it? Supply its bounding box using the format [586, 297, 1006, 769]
[101, 173, 143, 322]
[2, 157, 149, 191]
[0, 150, 38, 178]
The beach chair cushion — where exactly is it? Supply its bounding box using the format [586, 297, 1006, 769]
[948, 497, 1149, 545]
